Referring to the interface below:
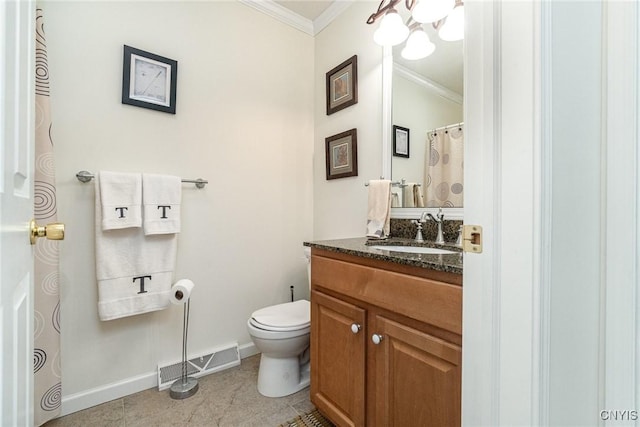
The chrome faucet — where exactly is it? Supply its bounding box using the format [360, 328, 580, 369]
[455, 225, 463, 247]
[411, 218, 425, 242]
[411, 211, 431, 242]
[426, 208, 445, 245]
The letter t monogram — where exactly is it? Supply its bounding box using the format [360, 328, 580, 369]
[157, 205, 171, 219]
[115, 207, 128, 218]
[132, 275, 151, 294]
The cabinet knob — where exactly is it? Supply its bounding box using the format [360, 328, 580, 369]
[350, 323, 361, 334]
[371, 334, 384, 345]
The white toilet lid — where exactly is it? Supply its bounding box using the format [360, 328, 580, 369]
[251, 300, 310, 331]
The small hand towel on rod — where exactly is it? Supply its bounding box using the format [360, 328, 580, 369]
[143, 173, 182, 235]
[414, 184, 425, 208]
[366, 179, 391, 239]
[99, 171, 142, 230]
[403, 183, 417, 208]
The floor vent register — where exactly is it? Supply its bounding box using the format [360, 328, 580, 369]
[157, 343, 241, 391]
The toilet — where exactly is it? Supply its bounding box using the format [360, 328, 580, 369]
[246, 247, 312, 397]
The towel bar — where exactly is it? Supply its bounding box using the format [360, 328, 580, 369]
[76, 170, 208, 189]
[364, 178, 419, 188]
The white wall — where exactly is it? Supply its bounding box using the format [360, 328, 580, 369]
[43, 0, 314, 407]
[313, 1, 383, 239]
[391, 73, 462, 191]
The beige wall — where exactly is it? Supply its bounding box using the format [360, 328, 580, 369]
[44, 0, 314, 402]
[313, 1, 383, 239]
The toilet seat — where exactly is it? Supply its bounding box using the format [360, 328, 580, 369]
[250, 300, 310, 332]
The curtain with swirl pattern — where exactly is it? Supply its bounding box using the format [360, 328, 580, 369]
[424, 125, 464, 208]
[34, 7, 62, 425]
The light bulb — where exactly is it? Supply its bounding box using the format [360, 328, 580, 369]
[401, 27, 435, 60]
[373, 8, 409, 46]
[412, 0, 455, 24]
[439, 3, 464, 41]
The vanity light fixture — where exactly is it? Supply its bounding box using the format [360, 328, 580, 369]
[401, 24, 436, 60]
[411, 0, 455, 24]
[367, 0, 464, 58]
[436, 0, 464, 41]
[372, 7, 410, 46]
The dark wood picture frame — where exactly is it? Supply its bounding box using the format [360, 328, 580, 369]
[393, 125, 410, 158]
[326, 55, 358, 115]
[122, 45, 177, 114]
[325, 129, 358, 180]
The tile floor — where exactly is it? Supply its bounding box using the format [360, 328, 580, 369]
[44, 355, 315, 427]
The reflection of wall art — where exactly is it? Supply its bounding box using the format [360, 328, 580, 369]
[325, 129, 358, 180]
[326, 55, 358, 115]
[393, 125, 410, 158]
[122, 45, 178, 114]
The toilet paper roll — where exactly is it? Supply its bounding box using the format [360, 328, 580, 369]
[170, 279, 195, 305]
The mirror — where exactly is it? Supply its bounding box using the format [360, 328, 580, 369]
[386, 27, 463, 218]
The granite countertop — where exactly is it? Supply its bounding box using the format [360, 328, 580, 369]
[304, 237, 463, 275]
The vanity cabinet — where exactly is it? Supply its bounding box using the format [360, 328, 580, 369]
[310, 248, 462, 427]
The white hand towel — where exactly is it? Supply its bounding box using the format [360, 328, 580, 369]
[95, 175, 177, 321]
[142, 173, 182, 235]
[403, 183, 416, 208]
[391, 192, 400, 208]
[414, 184, 425, 208]
[99, 171, 142, 230]
[366, 180, 391, 239]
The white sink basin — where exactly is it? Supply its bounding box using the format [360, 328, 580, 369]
[369, 245, 458, 255]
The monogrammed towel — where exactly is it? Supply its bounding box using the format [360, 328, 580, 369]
[95, 174, 176, 321]
[142, 173, 181, 235]
[99, 171, 142, 230]
[366, 179, 391, 239]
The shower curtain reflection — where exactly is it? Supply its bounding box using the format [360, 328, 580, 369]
[425, 124, 464, 208]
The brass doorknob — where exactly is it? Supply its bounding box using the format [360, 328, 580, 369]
[30, 219, 65, 245]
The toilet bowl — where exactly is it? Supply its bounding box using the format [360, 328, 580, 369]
[246, 247, 312, 397]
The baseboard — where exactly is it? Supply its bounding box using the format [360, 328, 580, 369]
[60, 371, 157, 417]
[238, 342, 259, 359]
[60, 341, 259, 417]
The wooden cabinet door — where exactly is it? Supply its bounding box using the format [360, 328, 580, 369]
[373, 315, 462, 427]
[311, 290, 366, 427]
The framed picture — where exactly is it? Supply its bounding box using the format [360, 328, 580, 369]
[325, 129, 358, 180]
[393, 125, 410, 158]
[122, 45, 177, 114]
[326, 55, 358, 115]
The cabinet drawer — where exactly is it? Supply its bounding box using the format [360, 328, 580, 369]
[312, 254, 462, 335]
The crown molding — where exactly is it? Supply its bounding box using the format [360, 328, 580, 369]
[239, 0, 352, 36]
[239, 0, 314, 35]
[393, 63, 463, 105]
[314, 1, 354, 35]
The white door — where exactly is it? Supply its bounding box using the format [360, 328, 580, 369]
[1, 1, 35, 426]
[462, 1, 541, 425]
[463, 1, 640, 425]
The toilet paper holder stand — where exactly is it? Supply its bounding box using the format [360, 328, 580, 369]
[170, 296, 199, 399]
